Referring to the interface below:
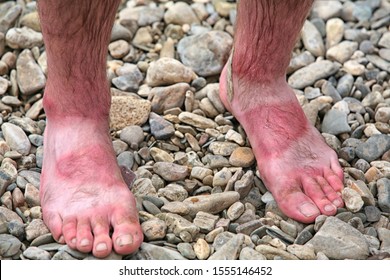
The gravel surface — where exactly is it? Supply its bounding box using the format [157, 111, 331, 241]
[0, 0, 390, 260]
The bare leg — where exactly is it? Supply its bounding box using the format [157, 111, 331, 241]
[220, 0, 344, 223]
[38, 0, 143, 258]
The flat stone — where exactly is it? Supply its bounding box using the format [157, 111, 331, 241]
[135, 243, 186, 260]
[153, 162, 188, 182]
[150, 147, 174, 163]
[149, 112, 175, 140]
[301, 20, 325, 57]
[227, 202, 245, 221]
[362, 91, 385, 109]
[355, 135, 390, 162]
[364, 206, 382, 223]
[23, 246, 51, 260]
[25, 183, 40, 207]
[1, 123, 31, 155]
[158, 184, 188, 201]
[209, 141, 239, 156]
[112, 69, 143, 92]
[179, 112, 217, 129]
[161, 213, 199, 242]
[326, 41, 358, 63]
[347, 180, 375, 206]
[177, 31, 232, 76]
[150, 83, 189, 114]
[193, 211, 219, 233]
[109, 96, 151, 130]
[161, 201, 190, 216]
[16, 49, 46, 95]
[307, 217, 369, 259]
[0, 234, 22, 257]
[25, 219, 50, 241]
[6, 27, 43, 49]
[212, 168, 232, 188]
[311, 0, 342, 20]
[366, 55, 390, 72]
[287, 51, 315, 74]
[321, 109, 351, 135]
[119, 6, 164, 27]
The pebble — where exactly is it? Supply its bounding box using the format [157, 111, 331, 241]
[119, 125, 144, 150]
[162, 213, 199, 242]
[25, 219, 49, 241]
[178, 31, 232, 76]
[209, 234, 244, 260]
[141, 218, 167, 241]
[377, 178, 390, 213]
[286, 244, 316, 260]
[209, 141, 239, 156]
[288, 60, 339, 89]
[378, 228, 390, 253]
[307, 217, 369, 259]
[311, 0, 342, 20]
[149, 112, 175, 140]
[361, 91, 385, 109]
[23, 246, 51, 260]
[193, 238, 211, 260]
[321, 109, 351, 135]
[158, 184, 188, 202]
[326, 41, 358, 63]
[229, 147, 255, 168]
[255, 244, 299, 260]
[212, 168, 232, 188]
[135, 243, 186, 260]
[150, 83, 189, 114]
[179, 112, 217, 129]
[343, 60, 365, 76]
[177, 243, 196, 260]
[364, 206, 382, 223]
[161, 201, 190, 216]
[146, 58, 196, 87]
[119, 6, 164, 27]
[109, 96, 151, 130]
[355, 135, 390, 162]
[0, 234, 22, 257]
[16, 49, 46, 95]
[342, 187, 364, 213]
[347, 180, 375, 206]
[5, 27, 43, 49]
[375, 107, 390, 123]
[164, 2, 200, 25]
[326, 18, 344, 48]
[193, 211, 219, 233]
[24, 183, 40, 207]
[150, 147, 174, 163]
[227, 202, 245, 221]
[239, 247, 266, 260]
[153, 162, 188, 182]
[1, 123, 31, 155]
[301, 20, 325, 57]
[112, 68, 143, 92]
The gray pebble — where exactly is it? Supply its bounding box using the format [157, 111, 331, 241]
[355, 135, 390, 162]
[0, 233, 22, 257]
[365, 206, 382, 222]
[23, 246, 51, 260]
[177, 242, 196, 260]
[321, 109, 351, 135]
[377, 178, 390, 213]
[149, 112, 175, 140]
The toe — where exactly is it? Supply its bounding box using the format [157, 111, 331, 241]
[316, 176, 344, 208]
[111, 209, 143, 255]
[62, 216, 77, 249]
[43, 212, 64, 243]
[302, 177, 337, 216]
[76, 217, 93, 253]
[324, 167, 344, 192]
[91, 216, 112, 258]
[331, 158, 344, 182]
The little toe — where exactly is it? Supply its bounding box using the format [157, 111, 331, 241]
[324, 168, 344, 192]
[302, 177, 337, 216]
[91, 216, 112, 258]
[44, 212, 64, 243]
[62, 216, 77, 249]
[76, 217, 93, 253]
[111, 210, 143, 255]
[316, 176, 344, 209]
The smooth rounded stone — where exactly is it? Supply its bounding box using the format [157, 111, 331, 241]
[153, 162, 188, 182]
[24, 183, 40, 207]
[119, 6, 164, 27]
[178, 30, 232, 77]
[164, 2, 199, 25]
[142, 200, 161, 216]
[209, 234, 245, 260]
[25, 219, 50, 241]
[212, 168, 232, 188]
[176, 243, 196, 260]
[150, 83, 189, 114]
[342, 187, 364, 213]
[110, 23, 132, 42]
[183, 191, 240, 217]
[5, 27, 43, 49]
[286, 244, 316, 260]
[119, 125, 144, 150]
[379, 48, 390, 61]
[132, 27, 152, 46]
[321, 109, 351, 135]
[355, 135, 390, 162]
[29, 235, 53, 249]
[364, 206, 381, 223]
[343, 60, 365, 76]
[37, 242, 63, 252]
[0, 3, 22, 33]
[229, 147, 255, 168]
[280, 220, 298, 238]
[308, 216, 369, 259]
[0, 206, 22, 224]
[112, 72, 143, 92]
[158, 184, 188, 202]
[204, 84, 225, 114]
[347, 180, 375, 206]
[234, 170, 254, 199]
[193, 238, 210, 260]
[379, 32, 390, 49]
[16, 49, 46, 95]
[146, 58, 196, 87]
[227, 202, 245, 221]
[179, 112, 217, 129]
[51, 250, 77, 260]
[224, 129, 244, 146]
[28, 134, 43, 147]
[136, 243, 186, 260]
[239, 247, 266, 260]
[2, 96, 21, 107]
[150, 147, 174, 163]
[365, 166, 383, 183]
[0, 234, 22, 257]
[321, 81, 341, 102]
[1, 123, 31, 155]
[377, 178, 390, 213]
[375, 107, 390, 123]
[112, 140, 128, 156]
[326, 18, 344, 48]
[366, 55, 390, 72]
[117, 152, 134, 171]
[161, 213, 199, 242]
[326, 41, 358, 64]
[208, 141, 239, 157]
[193, 211, 219, 233]
[202, 154, 230, 169]
[301, 20, 325, 57]
[161, 201, 190, 216]
[191, 166, 212, 181]
[288, 60, 339, 89]
[109, 96, 151, 130]
[23, 246, 51, 260]
[255, 244, 299, 260]
[311, 0, 342, 20]
[354, 159, 370, 173]
[361, 91, 385, 109]
[321, 133, 341, 152]
[338, 147, 355, 162]
[141, 218, 167, 241]
[337, 74, 354, 97]
[108, 40, 129, 59]
[0, 76, 8, 95]
[149, 112, 175, 140]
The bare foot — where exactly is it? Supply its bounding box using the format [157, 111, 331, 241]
[40, 117, 143, 258]
[220, 65, 344, 223]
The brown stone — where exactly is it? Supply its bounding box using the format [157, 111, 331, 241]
[229, 147, 255, 167]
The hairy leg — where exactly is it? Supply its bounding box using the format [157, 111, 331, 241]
[220, 0, 344, 223]
[38, 0, 143, 258]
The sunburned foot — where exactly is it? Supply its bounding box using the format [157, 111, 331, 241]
[220, 65, 344, 223]
[40, 117, 143, 258]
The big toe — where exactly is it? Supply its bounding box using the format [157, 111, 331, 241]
[111, 210, 143, 255]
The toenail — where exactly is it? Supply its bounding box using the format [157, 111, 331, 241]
[116, 234, 133, 247]
[80, 239, 90, 247]
[324, 204, 336, 212]
[299, 203, 320, 217]
[332, 199, 342, 207]
[58, 235, 64, 243]
[71, 238, 76, 245]
[96, 243, 108, 252]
